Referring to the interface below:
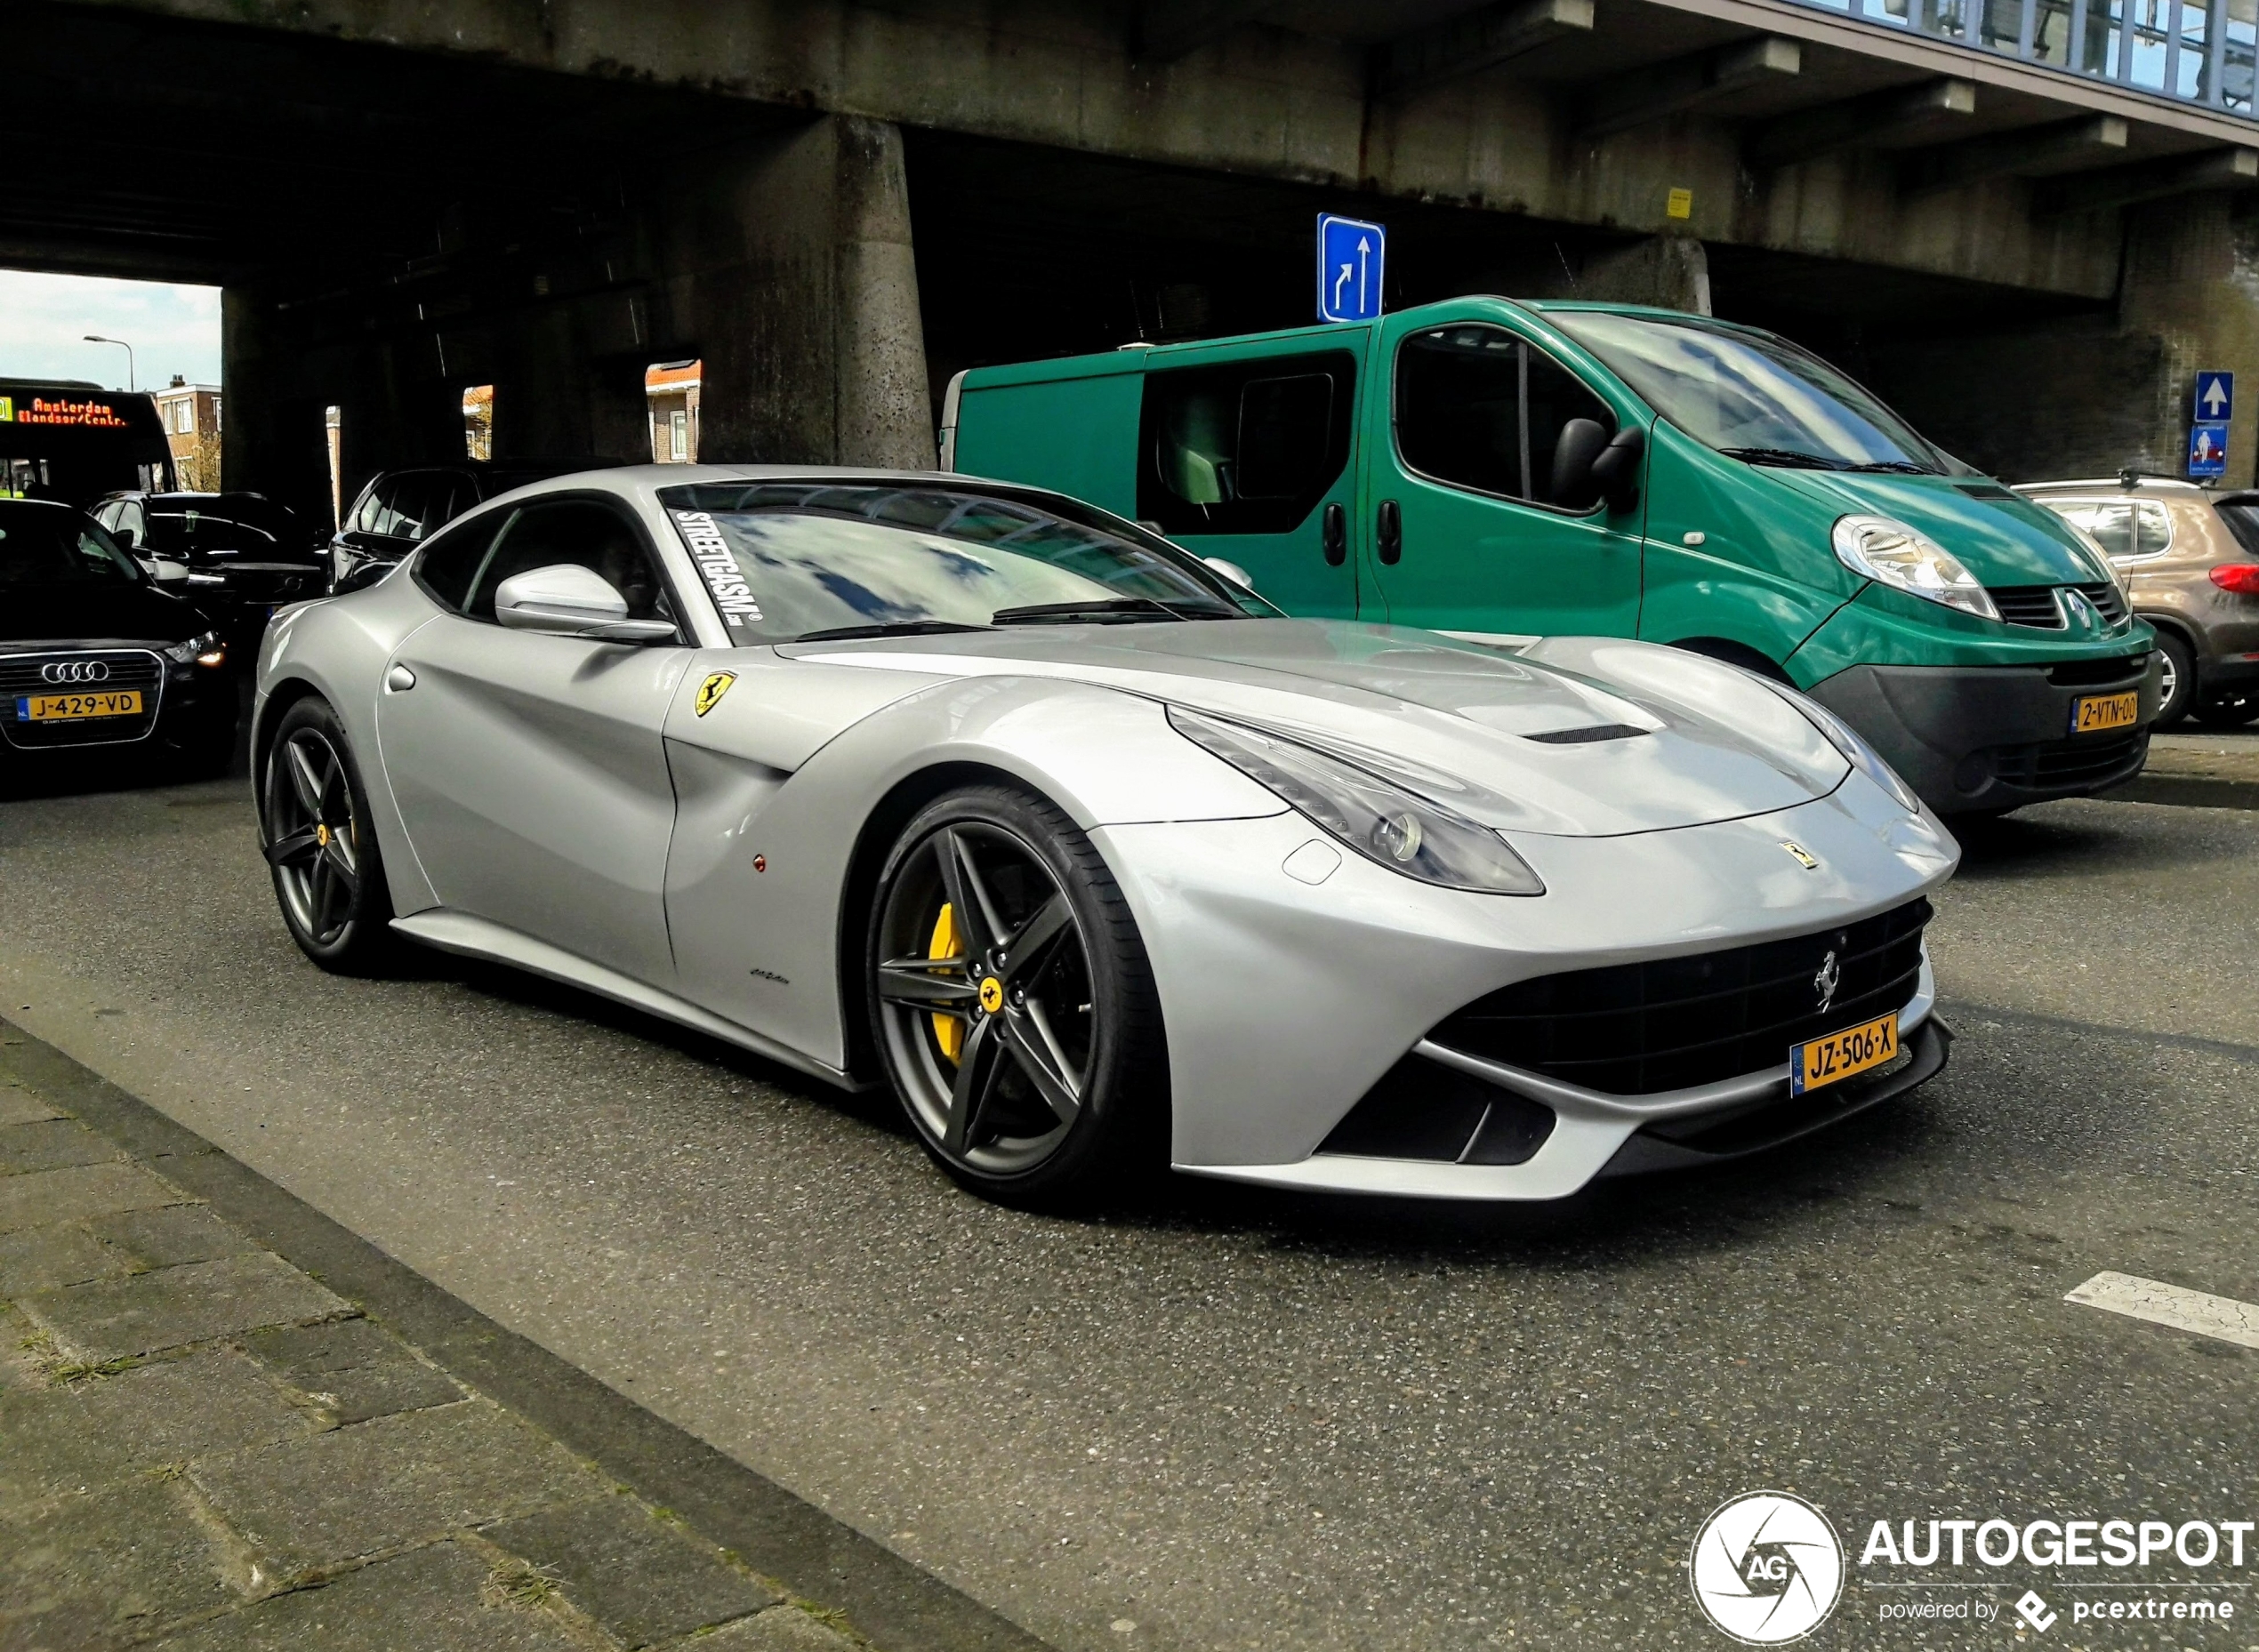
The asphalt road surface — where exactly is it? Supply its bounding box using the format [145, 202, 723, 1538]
[2, 745, 2255, 1650]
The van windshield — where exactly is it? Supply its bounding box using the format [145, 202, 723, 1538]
[1546, 311, 1946, 474]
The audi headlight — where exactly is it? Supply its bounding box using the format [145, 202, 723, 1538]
[1758, 680, 1921, 814]
[1832, 516, 1999, 622]
[165, 630, 227, 668]
[1169, 707, 1545, 894]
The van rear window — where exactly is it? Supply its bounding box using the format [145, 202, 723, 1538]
[1137, 350, 1355, 536]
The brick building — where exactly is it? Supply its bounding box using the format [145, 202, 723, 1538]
[152, 376, 221, 491]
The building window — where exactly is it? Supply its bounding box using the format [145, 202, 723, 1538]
[645, 359, 702, 463]
[462, 385, 494, 462]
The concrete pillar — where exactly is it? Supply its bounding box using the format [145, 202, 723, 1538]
[221, 288, 333, 523]
[1579, 235, 1712, 316]
[2115, 192, 2259, 485]
[653, 115, 934, 468]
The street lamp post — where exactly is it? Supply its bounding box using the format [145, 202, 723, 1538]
[83, 334, 134, 391]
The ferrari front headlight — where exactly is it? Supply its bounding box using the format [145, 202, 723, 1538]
[1832, 516, 1999, 622]
[1168, 707, 1545, 894]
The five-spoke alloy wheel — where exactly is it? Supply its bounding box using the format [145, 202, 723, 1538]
[869, 785, 1165, 1206]
[261, 697, 393, 972]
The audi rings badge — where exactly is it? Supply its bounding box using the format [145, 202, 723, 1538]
[40, 660, 111, 685]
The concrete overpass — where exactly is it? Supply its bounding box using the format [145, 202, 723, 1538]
[7, 0, 2257, 516]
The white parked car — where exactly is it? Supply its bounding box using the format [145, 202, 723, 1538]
[253, 467, 1958, 1207]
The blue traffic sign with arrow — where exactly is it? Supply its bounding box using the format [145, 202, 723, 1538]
[2196, 371, 2234, 423]
[1316, 213, 1386, 324]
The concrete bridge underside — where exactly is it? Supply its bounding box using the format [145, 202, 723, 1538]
[8, 0, 2259, 517]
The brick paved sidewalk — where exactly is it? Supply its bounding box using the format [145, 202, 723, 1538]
[0, 1050, 862, 1652]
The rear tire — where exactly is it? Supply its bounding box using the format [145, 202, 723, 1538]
[259, 697, 395, 974]
[865, 782, 1167, 1209]
[2153, 631, 2197, 726]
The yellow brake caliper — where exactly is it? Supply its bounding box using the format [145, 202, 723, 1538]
[929, 902, 964, 1063]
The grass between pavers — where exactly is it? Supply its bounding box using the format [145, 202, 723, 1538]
[0, 1080, 869, 1652]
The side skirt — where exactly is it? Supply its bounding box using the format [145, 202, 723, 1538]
[390, 909, 865, 1091]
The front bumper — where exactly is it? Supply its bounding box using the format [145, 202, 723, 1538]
[1098, 775, 1958, 1202]
[1806, 655, 2159, 814]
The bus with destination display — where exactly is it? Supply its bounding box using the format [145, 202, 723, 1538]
[0, 379, 173, 507]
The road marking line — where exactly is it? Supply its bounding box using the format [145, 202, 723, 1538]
[2066, 1271, 2259, 1350]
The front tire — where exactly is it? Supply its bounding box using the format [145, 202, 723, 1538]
[260, 697, 395, 974]
[866, 783, 1166, 1208]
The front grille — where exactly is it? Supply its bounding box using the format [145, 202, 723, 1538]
[2071, 581, 2129, 625]
[1990, 586, 2065, 628]
[0, 651, 165, 749]
[1993, 731, 2147, 790]
[1988, 583, 2128, 629]
[2048, 653, 2150, 688]
[1427, 898, 1932, 1096]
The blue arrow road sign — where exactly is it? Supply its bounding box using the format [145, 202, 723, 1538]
[2196, 371, 2235, 422]
[1316, 214, 1386, 324]
[2191, 421, 2229, 478]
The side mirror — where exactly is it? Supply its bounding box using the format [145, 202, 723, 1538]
[1202, 556, 1255, 590]
[114, 525, 139, 549]
[1550, 419, 1610, 511]
[494, 563, 677, 643]
[1589, 425, 1646, 511]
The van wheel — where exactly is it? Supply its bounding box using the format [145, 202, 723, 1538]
[2154, 632, 2196, 726]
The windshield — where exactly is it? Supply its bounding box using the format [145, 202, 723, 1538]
[1546, 311, 1945, 472]
[146, 494, 310, 562]
[658, 482, 1271, 642]
[0, 503, 142, 587]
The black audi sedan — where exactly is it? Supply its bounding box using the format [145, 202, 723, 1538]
[0, 499, 237, 780]
[91, 490, 324, 657]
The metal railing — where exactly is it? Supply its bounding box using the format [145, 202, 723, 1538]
[1786, 0, 2259, 115]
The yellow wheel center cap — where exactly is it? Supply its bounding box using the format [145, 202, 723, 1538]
[315, 822, 331, 847]
[977, 976, 1005, 1014]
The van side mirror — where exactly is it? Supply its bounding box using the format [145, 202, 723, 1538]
[1589, 425, 1646, 511]
[1550, 419, 1610, 510]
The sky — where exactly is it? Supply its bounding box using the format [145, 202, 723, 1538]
[0, 269, 222, 390]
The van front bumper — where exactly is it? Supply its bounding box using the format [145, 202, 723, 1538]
[1807, 654, 2160, 814]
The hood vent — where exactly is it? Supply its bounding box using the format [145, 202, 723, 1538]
[1955, 482, 2017, 501]
[1523, 723, 1650, 745]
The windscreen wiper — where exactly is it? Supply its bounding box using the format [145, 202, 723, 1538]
[793, 620, 992, 642]
[1840, 460, 1938, 475]
[1717, 446, 1847, 469]
[991, 597, 1236, 625]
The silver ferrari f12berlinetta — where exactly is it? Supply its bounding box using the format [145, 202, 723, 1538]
[253, 466, 1958, 1207]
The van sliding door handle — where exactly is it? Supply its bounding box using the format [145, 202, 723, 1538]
[1322, 502, 1347, 566]
[1377, 499, 1402, 565]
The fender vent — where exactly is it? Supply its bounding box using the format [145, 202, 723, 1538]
[1524, 724, 1649, 745]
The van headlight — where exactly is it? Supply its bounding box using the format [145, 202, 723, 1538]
[1169, 707, 1545, 894]
[1759, 679, 1922, 814]
[1832, 516, 1999, 622]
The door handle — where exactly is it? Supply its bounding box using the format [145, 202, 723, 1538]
[1322, 501, 1347, 566]
[385, 664, 416, 693]
[1377, 499, 1402, 565]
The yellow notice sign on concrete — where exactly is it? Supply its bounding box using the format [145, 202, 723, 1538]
[1665, 188, 1692, 220]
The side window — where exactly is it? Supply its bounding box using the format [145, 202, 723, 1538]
[1396, 324, 1615, 509]
[464, 500, 676, 628]
[1136, 350, 1355, 535]
[414, 509, 510, 613]
[359, 479, 406, 538]
[2136, 502, 2173, 556]
[2058, 502, 2134, 558]
[390, 476, 443, 543]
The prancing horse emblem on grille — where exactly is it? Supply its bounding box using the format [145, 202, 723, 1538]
[41, 661, 109, 684]
[1813, 950, 1841, 1014]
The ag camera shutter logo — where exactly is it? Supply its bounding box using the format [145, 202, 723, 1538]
[1691, 1491, 1845, 1643]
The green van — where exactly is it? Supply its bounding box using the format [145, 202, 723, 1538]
[941, 296, 2160, 816]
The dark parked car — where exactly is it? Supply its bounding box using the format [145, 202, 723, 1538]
[329, 459, 624, 594]
[0, 498, 236, 779]
[92, 491, 324, 659]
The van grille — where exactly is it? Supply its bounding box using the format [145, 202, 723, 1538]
[1427, 899, 1931, 1096]
[1990, 587, 2064, 628]
[0, 651, 165, 749]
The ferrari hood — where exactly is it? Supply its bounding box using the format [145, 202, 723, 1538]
[782, 621, 1851, 838]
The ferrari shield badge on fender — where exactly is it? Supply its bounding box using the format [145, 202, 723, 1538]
[695, 671, 736, 717]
